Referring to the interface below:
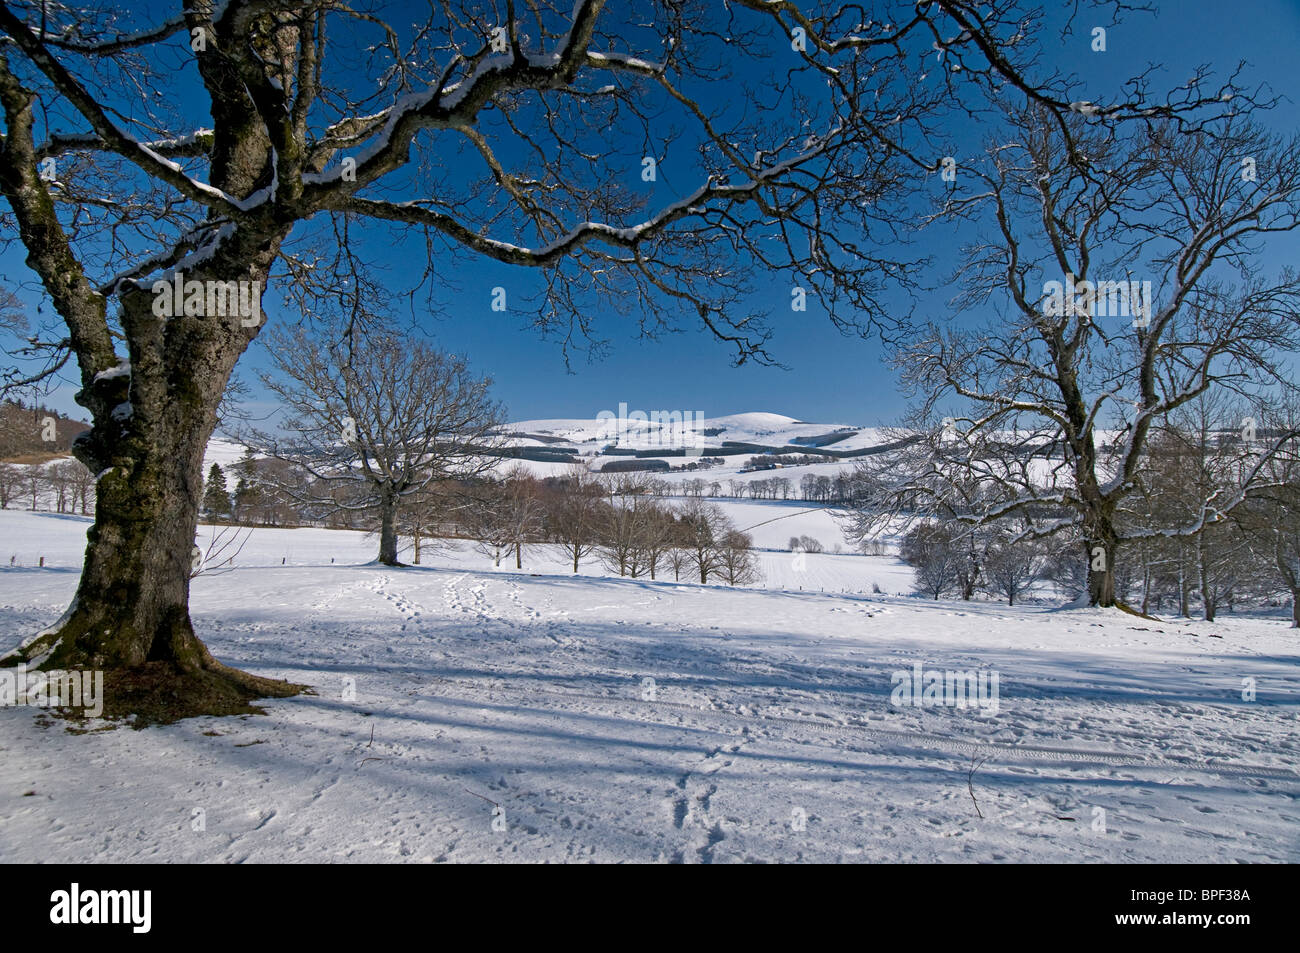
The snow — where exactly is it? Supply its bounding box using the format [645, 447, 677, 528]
[204, 437, 252, 473]
[91, 360, 131, 382]
[584, 51, 664, 73]
[500, 410, 889, 458]
[1, 509, 1297, 863]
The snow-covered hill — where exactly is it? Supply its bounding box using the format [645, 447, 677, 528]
[502, 410, 893, 458]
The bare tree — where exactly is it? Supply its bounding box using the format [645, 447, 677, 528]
[253, 323, 503, 566]
[983, 530, 1048, 607]
[69, 457, 94, 514]
[47, 457, 86, 512]
[1256, 485, 1300, 628]
[1237, 401, 1300, 627]
[464, 481, 516, 569]
[790, 534, 825, 554]
[718, 530, 761, 586]
[855, 104, 1300, 609]
[546, 463, 603, 574]
[900, 522, 965, 599]
[502, 468, 546, 571]
[0, 460, 19, 507]
[665, 543, 691, 584]
[636, 500, 678, 581]
[679, 497, 730, 585]
[1155, 397, 1258, 621]
[397, 482, 458, 566]
[23, 461, 42, 509]
[462, 468, 543, 570]
[598, 473, 669, 577]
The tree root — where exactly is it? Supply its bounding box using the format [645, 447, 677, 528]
[4, 620, 310, 728]
[1112, 600, 1162, 622]
[98, 659, 309, 728]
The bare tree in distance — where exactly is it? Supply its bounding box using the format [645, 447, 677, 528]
[464, 466, 545, 570]
[252, 322, 504, 567]
[637, 500, 678, 581]
[397, 482, 458, 566]
[596, 472, 671, 578]
[1237, 398, 1300, 627]
[718, 530, 761, 586]
[0, 460, 20, 508]
[847, 104, 1300, 610]
[464, 480, 517, 570]
[679, 497, 731, 585]
[547, 463, 603, 574]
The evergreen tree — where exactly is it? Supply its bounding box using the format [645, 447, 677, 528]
[202, 463, 231, 518]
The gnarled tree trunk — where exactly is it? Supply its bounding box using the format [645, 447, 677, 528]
[1084, 526, 1119, 609]
[5, 274, 302, 722]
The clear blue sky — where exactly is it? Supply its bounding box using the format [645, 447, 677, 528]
[3, 0, 1298, 427]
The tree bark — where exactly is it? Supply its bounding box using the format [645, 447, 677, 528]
[378, 488, 401, 566]
[1085, 545, 1116, 607]
[1084, 516, 1120, 608]
[1198, 536, 1215, 621]
[3, 276, 302, 721]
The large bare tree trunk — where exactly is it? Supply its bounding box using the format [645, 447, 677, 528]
[1085, 529, 1119, 608]
[378, 489, 401, 566]
[6, 278, 302, 721]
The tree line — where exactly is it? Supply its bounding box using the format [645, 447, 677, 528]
[0, 456, 95, 514]
[203, 457, 761, 587]
[872, 405, 1300, 624]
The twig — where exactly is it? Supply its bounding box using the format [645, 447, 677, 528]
[967, 754, 988, 819]
[464, 787, 499, 808]
[190, 523, 254, 578]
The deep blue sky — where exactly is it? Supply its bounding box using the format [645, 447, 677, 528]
[3, 0, 1298, 427]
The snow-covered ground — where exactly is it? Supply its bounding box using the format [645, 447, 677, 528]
[1, 510, 1297, 863]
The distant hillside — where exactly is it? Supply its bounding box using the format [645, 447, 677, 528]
[499, 411, 896, 460]
[0, 400, 90, 462]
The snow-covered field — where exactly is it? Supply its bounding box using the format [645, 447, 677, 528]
[1, 510, 1297, 863]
